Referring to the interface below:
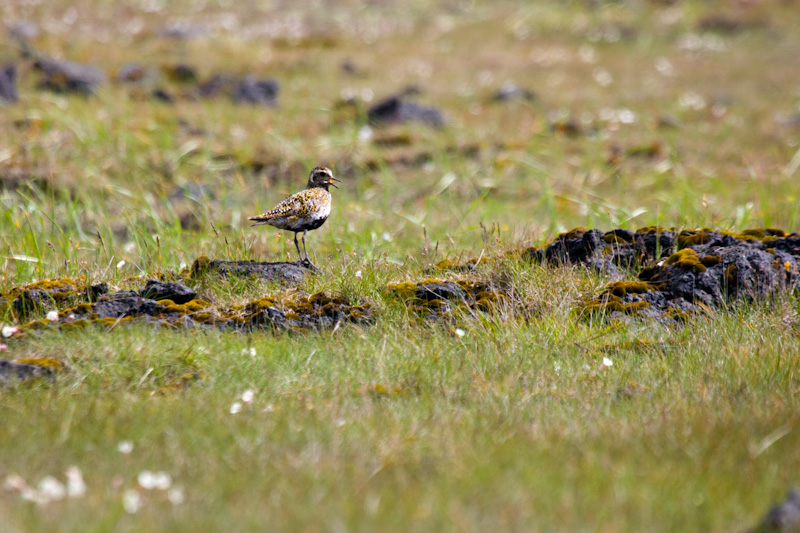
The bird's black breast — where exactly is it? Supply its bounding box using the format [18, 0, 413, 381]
[304, 216, 328, 231]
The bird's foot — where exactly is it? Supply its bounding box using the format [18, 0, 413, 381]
[300, 258, 320, 272]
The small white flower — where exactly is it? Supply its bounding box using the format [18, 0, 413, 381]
[655, 57, 675, 77]
[4, 474, 28, 492]
[122, 489, 142, 513]
[578, 45, 596, 64]
[358, 126, 373, 142]
[138, 470, 157, 490]
[2, 325, 19, 338]
[116, 260, 126, 269]
[602, 357, 613, 367]
[679, 91, 706, 111]
[617, 108, 637, 124]
[167, 486, 185, 505]
[65, 466, 86, 498]
[46, 310, 59, 322]
[241, 389, 255, 404]
[118, 440, 134, 454]
[455, 328, 466, 338]
[0, 344, 7, 351]
[230, 401, 242, 414]
[592, 67, 613, 87]
[355, 270, 362, 281]
[38, 476, 66, 502]
[263, 403, 275, 413]
[138, 470, 171, 490]
[335, 418, 346, 427]
[151, 472, 172, 491]
[20, 486, 44, 504]
[554, 362, 561, 373]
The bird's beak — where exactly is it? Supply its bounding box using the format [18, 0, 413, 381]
[328, 176, 340, 189]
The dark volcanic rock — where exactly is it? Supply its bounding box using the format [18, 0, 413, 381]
[414, 281, 467, 302]
[246, 294, 368, 331]
[140, 280, 196, 304]
[151, 88, 175, 103]
[6, 280, 108, 317]
[531, 228, 605, 264]
[198, 74, 232, 98]
[163, 63, 198, 84]
[752, 488, 800, 532]
[3, 271, 369, 337]
[199, 259, 307, 284]
[198, 74, 279, 106]
[231, 77, 279, 106]
[579, 227, 800, 323]
[769, 237, 800, 256]
[526, 227, 676, 271]
[388, 278, 510, 320]
[585, 257, 622, 279]
[34, 57, 106, 95]
[644, 244, 800, 307]
[0, 65, 18, 103]
[90, 283, 109, 298]
[92, 295, 161, 319]
[368, 89, 444, 127]
[115, 62, 151, 83]
[12, 289, 49, 315]
[0, 360, 53, 384]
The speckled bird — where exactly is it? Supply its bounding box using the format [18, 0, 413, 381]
[248, 167, 340, 264]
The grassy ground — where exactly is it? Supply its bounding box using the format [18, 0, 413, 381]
[1, 0, 800, 531]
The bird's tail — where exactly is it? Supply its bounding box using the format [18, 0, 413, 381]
[248, 215, 272, 226]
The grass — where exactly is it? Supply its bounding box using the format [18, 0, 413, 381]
[2, 0, 800, 530]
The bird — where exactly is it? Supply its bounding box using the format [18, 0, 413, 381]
[248, 167, 340, 266]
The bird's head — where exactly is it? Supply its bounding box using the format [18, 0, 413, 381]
[308, 167, 340, 190]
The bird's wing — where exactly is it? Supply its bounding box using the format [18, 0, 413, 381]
[249, 191, 308, 221]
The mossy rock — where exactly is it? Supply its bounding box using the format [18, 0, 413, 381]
[638, 266, 659, 281]
[636, 225, 675, 234]
[60, 319, 90, 331]
[700, 255, 721, 267]
[386, 282, 419, 299]
[14, 357, 66, 372]
[623, 301, 651, 314]
[2, 277, 108, 317]
[246, 297, 277, 312]
[741, 228, 787, 239]
[94, 316, 135, 327]
[605, 281, 654, 297]
[191, 255, 212, 276]
[677, 231, 713, 248]
[558, 227, 587, 241]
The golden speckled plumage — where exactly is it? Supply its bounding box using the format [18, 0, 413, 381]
[248, 167, 340, 264]
[249, 187, 332, 231]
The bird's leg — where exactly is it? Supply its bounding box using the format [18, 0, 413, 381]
[302, 230, 309, 262]
[293, 232, 303, 263]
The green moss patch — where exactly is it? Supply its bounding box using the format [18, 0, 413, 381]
[387, 277, 511, 319]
